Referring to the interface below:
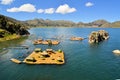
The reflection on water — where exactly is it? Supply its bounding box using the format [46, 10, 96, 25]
[0, 36, 29, 56]
[0, 28, 120, 80]
[0, 36, 28, 49]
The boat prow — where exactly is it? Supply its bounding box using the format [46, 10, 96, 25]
[10, 58, 22, 64]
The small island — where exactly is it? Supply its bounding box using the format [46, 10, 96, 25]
[33, 39, 60, 45]
[70, 37, 84, 41]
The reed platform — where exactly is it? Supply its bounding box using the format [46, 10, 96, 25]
[23, 49, 65, 64]
[33, 39, 60, 45]
[70, 37, 84, 41]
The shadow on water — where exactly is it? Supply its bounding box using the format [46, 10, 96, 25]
[0, 36, 28, 55]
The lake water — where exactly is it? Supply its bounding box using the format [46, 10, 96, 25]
[0, 28, 120, 80]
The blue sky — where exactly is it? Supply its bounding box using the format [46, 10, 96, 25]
[0, 0, 120, 22]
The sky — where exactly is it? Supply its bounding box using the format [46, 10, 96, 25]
[0, 0, 120, 22]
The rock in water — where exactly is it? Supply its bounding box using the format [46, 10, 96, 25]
[88, 30, 109, 43]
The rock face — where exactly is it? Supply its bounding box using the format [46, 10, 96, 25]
[88, 30, 109, 43]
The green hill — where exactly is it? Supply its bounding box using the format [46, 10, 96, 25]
[0, 14, 29, 41]
[0, 14, 29, 35]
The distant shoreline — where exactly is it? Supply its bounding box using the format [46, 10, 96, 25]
[26, 19, 120, 28]
[29, 26, 120, 28]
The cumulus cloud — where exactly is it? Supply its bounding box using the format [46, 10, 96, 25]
[7, 3, 36, 12]
[7, 7, 19, 12]
[85, 2, 94, 7]
[37, 8, 55, 14]
[1, 0, 14, 5]
[56, 4, 76, 14]
[7, 3, 76, 14]
[44, 8, 55, 14]
[37, 9, 44, 13]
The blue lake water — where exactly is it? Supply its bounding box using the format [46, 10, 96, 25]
[0, 27, 120, 80]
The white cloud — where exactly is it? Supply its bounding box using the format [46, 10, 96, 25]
[37, 8, 55, 14]
[85, 2, 94, 7]
[56, 4, 76, 14]
[37, 9, 44, 13]
[7, 3, 76, 14]
[45, 8, 55, 14]
[19, 4, 36, 12]
[1, 0, 14, 5]
[7, 3, 36, 12]
[7, 7, 19, 12]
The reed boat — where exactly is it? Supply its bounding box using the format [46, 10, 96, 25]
[10, 58, 21, 64]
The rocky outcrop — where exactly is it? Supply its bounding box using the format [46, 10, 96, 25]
[88, 30, 109, 43]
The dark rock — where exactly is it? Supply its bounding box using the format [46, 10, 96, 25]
[88, 30, 109, 43]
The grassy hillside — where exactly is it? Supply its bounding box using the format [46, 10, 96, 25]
[0, 14, 29, 42]
[25, 19, 120, 27]
[0, 14, 29, 35]
[0, 29, 20, 42]
[111, 21, 120, 27]
[26, 19, 76, 27]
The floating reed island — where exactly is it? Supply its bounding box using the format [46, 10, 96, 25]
[70, 37, 84, 41]
[23, 48, 65, 64]
[33, 39, 60, 45]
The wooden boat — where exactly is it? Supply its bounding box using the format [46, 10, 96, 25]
[10, 58, 21, 64]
